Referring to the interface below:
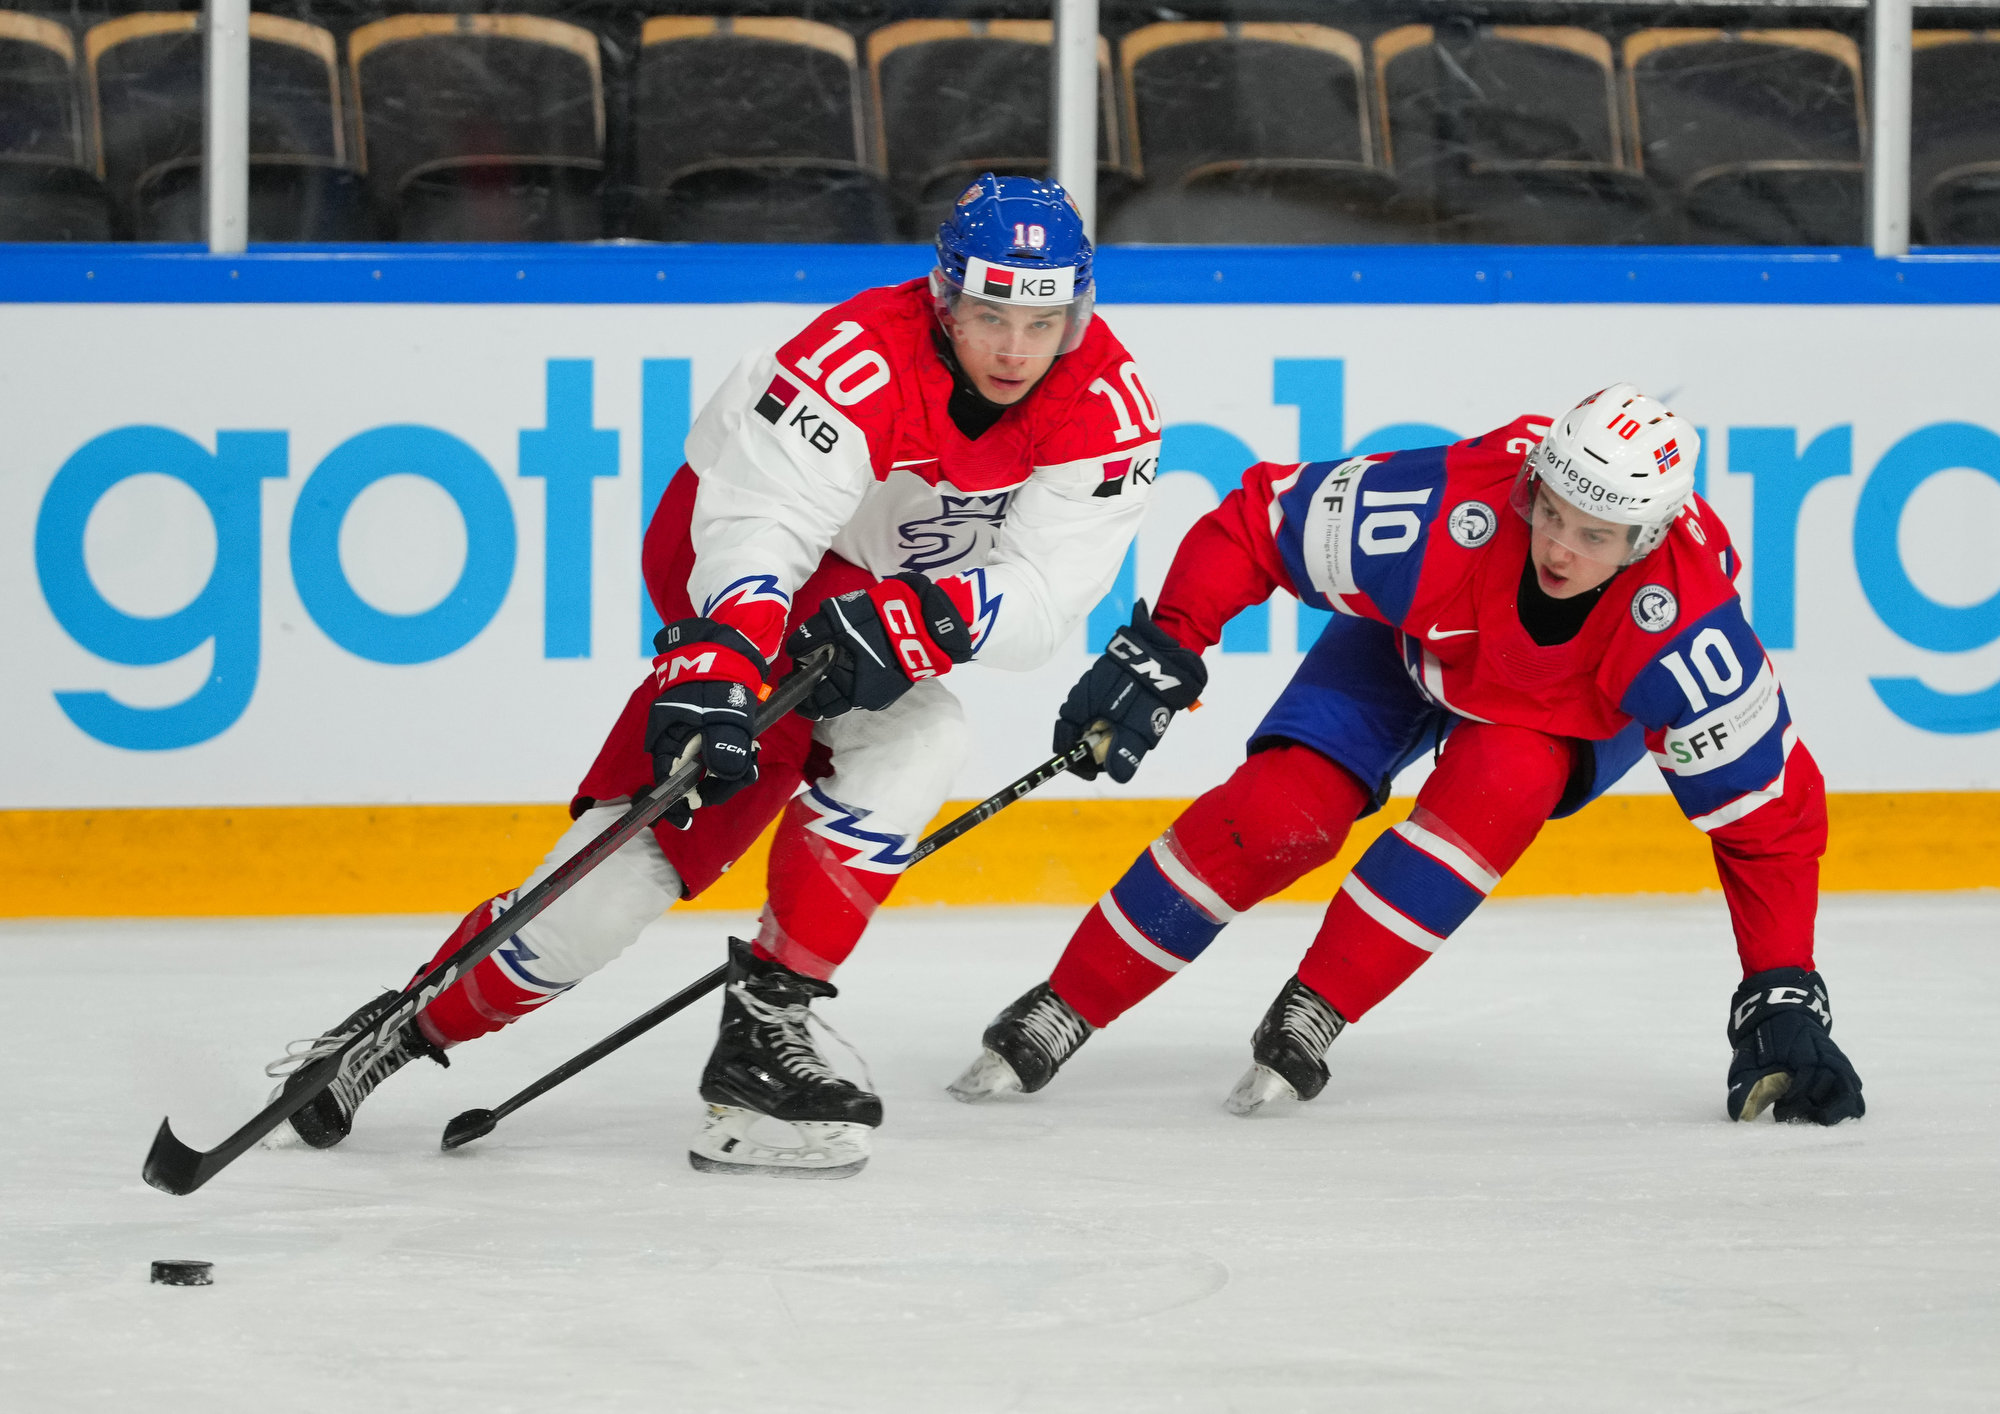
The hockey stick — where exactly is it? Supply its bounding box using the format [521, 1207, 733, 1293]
[438, 728, 1107, 1151]
[140, 646, 838, 1197]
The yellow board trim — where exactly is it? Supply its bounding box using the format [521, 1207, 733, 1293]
[1, 792, 1993, 918]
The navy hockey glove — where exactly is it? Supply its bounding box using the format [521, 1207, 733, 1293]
[783, 573, 973, 720]
[1726, 967, 1864, 1125]
[645, 618, 767, 829]
[1056, 601, 1206, 784]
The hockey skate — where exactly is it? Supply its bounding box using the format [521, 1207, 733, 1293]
[263, 991, 448, 1149]
[1224, 976, 1347, 1117]
[689, 938, 881, 1179]
[948, 982, 1094, 1101]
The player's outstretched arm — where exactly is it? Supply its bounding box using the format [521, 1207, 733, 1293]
[1054, 600, 1206, 783]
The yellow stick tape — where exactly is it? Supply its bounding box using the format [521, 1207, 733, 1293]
[1, 793, 1993, 918]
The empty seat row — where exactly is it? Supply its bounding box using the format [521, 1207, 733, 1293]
[1111, 22, 1872, 244]
[5, 11, 1999, 244]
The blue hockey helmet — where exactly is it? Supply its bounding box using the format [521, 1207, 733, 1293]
[931, 173, 1095, 356]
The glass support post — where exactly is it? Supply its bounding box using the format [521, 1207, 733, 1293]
[1869, 0, 1913, 256]
[1052, 0, 1099, 235]
[204, 0, 250, 254]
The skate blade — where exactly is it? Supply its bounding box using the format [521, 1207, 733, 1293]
[1733, 1071, 1793, 1122]
[687, 1105, 871, 1179]
[946, 1048, 1024, 1104]
[1224, 1063, 1299, 1117]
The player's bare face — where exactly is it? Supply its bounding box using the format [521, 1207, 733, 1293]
[946, 297, 1066, 404]
[1528, 485, 1629, 599]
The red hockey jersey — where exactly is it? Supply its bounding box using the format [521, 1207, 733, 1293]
[1153, 416, 1826, 972]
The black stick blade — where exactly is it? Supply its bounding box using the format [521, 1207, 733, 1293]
[440, 1109, 498, 1151]
[142, 1118, 211, 1196]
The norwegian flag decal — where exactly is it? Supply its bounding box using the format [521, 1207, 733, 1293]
[1654, 439, 1682, 473]
[754, 375, 800, 424]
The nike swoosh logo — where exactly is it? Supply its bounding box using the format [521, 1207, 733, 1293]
[1426, 625, 1478, 640]
[892, 458, 940, 468]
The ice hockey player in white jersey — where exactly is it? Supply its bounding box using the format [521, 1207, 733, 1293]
[261, 175, 1171, 1177]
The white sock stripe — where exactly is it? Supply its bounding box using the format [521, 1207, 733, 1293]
[1097, 895, 1188, 973]
[1149, 834, 1237, 924]
[1393, 820, 1500, 895]
[1339, 875, 1444, 953]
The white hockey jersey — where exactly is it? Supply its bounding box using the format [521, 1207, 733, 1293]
[678, 278, 1163, 672]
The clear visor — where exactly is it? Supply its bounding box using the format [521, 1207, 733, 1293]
[1510, 467, 1645, 568]
[931, 269, 1095, 358]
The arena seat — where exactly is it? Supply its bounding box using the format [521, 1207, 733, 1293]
[1376, 24, 1667, 244]
[86, 12, 360, 242]
[867, 19, 1120, 238]
[1103, 22, 1399, 244]
[1625, 28, 1864, 245]
[633, 16, 893, 243]
[1911, 31, 2000, 244]
[349, 14, 604, 241]
[0, 12, 112, 240]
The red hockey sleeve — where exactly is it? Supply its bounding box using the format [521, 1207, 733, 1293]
[1151, 464, 1300, 653]
[1705, 740, 1828, 976]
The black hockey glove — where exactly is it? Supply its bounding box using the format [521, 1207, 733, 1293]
[645, 618, 767, 829]
[1725, 967, 1864, 1125]
[1056, 600, 1207, 784]
[783, 572, 973, 720]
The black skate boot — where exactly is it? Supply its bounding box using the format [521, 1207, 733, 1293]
[689, 937, 881, 1178]
[263, 992, 449, 1149]
[947, 983, 1094, 1102]
[1224, 975, 1347, 1116]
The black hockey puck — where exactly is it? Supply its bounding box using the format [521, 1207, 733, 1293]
[150, 1260, 212, 1286]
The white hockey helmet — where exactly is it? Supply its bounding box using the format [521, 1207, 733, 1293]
[1512, 384, 1699, 565]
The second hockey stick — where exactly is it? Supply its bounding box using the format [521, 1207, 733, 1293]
[140, 646, 836, 1196]
[439, 729, 1106, 1151]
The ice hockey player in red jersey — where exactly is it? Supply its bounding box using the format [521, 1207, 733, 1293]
[950, 384, 1864, 1127]
[261, 175, 1171, 1175]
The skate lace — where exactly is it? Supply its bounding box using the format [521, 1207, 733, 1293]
[1280, 986, 1343, 1056]
[263, 1006, 408, 1112]
[732, 984, 877, 1095]
[1018, 993, 1089, 1063]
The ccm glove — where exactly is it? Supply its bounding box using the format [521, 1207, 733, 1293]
[1726, 966, 1865, 1125]
[1056, 600, 1207, 784]
[783, 572, 973, 720]
[645, 618, 767, 829]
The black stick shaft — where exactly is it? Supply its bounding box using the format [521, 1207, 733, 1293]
[142, 648, 836, 1196]
[441, 734, 1098, 1149]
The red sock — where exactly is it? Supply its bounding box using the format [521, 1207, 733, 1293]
[415, 895, 570, 1048]
[1051, 745, 1370, 1027]
[754, 788, 906, 980]
[1299, 723, 1571, 1022]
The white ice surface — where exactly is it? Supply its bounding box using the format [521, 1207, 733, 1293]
[4, 896, 1997, 1413]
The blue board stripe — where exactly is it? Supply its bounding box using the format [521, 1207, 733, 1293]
[4, 244, 2000, 305]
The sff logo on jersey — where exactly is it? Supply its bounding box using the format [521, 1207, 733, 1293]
[754, 374, 839, 454]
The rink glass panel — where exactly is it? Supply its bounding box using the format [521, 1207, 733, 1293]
[1, 0, 1991, 246]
